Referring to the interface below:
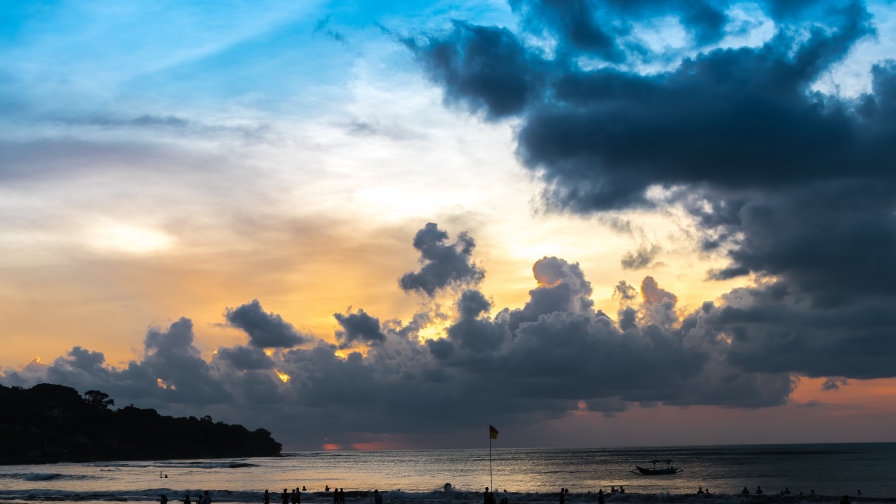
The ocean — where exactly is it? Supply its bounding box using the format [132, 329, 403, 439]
[1, 444, 894, 503]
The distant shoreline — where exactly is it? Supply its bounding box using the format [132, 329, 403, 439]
[0, 454, 284, 466]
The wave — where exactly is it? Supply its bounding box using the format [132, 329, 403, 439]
[0, 472, 97, 482]
[145, 460, 260, 469]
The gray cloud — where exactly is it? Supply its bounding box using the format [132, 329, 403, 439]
[408, 2, 896, 401]
[3, 225, 891, 449]
[398, 222, 485, 296]
[409, 1, 896, 345]
[214, 345, 275, 371]
[226, 299, 310, 348]
[29, 318, 231, 405]
[822, 377, 849, 391]
[621, 244, 661, 270]
[334, 309, 387, 348]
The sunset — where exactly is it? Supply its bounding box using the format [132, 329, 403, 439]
[1, 0, 896, 500]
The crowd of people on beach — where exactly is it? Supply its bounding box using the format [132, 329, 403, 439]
[734, 486, 860, 504]
[159, 489, 213, 504]
[157, 484, 868, 504]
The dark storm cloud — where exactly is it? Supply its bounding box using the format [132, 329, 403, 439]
[692, 182, 896, 306]
[214, 345, 275, 371]
[696, 285, 896, 379]
[140, 318, 232, 403]
[510, 0, 733, 58]
[226, 299, 310, 348]
[407, 23, 546, 119]
[410, 0, 896, 381]
[414, 2, 881, 201]
[334, 309, 387, 348]
[398, 222, 485, 296]
[31, 318, 231, 405]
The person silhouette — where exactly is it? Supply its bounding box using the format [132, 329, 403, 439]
[559, 488, 565, 504]
[742, 487, 750, 495]
[303, 488, 306, 492]
[291, 489, 297, 504]
[697, 487, 704, 495]
[326, 487, 330, 493]
[203, 491, 211, 504]
[756, 487, 763, 495]
[184, 495, 191, 504]
[706, 489, 711, 495]
[161, 495, 168, 504]
[263, 491, 269, 504]
[297, 488, 302, 504]
[784, 489, 791, 495]
[333, 489, 338, 504]
[282, 489, 289, 504]
[619, 487, 624, 494]
[840, 496, 849, 504]
[597, 489, 604, 504]
[858, 490, 861, 496]
[374, 490, 382, 504]
[340, 489, 346, 504]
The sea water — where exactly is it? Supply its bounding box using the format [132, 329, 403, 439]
[1, 444, 894, 503]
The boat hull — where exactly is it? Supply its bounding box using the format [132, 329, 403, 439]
[633, 466, 683, 475]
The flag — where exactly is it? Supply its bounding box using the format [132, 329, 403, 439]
[489, 425, 499, 439]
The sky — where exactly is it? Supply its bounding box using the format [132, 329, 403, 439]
[2, 0, 896, 451]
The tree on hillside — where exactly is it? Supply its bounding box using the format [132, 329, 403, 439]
[83, 390, 114, 409]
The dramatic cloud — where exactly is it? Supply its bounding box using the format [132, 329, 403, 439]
[410, 0, 896, 385]
[414, 1, 887, 206]
[4, 318, 232, 405]
[398, 222, 485, 296]
[2, 224, 893, 448]
[226, 299, 310, 348]
[334, 309, 387, 348]
[215, 345, 276, 371]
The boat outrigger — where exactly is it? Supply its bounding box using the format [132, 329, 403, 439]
[631, 460, 683, 475]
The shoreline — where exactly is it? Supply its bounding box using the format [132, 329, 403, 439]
[2, 490, 892, 503]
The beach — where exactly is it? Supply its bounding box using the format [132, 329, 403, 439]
[2, 489, 894, 504]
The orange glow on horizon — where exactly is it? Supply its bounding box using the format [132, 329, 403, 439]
[351, 442, 388, 450]
[322, 443, 341, 451]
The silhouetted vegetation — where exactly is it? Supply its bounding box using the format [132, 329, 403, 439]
[0, 383, 281, 464]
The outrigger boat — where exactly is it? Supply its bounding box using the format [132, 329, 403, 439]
[631, 460, 683, 475]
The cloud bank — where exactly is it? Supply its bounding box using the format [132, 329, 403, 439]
[5, 222, 891, 448]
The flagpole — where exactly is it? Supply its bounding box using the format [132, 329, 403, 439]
[489, 434, 493, 491]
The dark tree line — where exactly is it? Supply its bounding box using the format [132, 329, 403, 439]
[0, 383, 281, 464]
